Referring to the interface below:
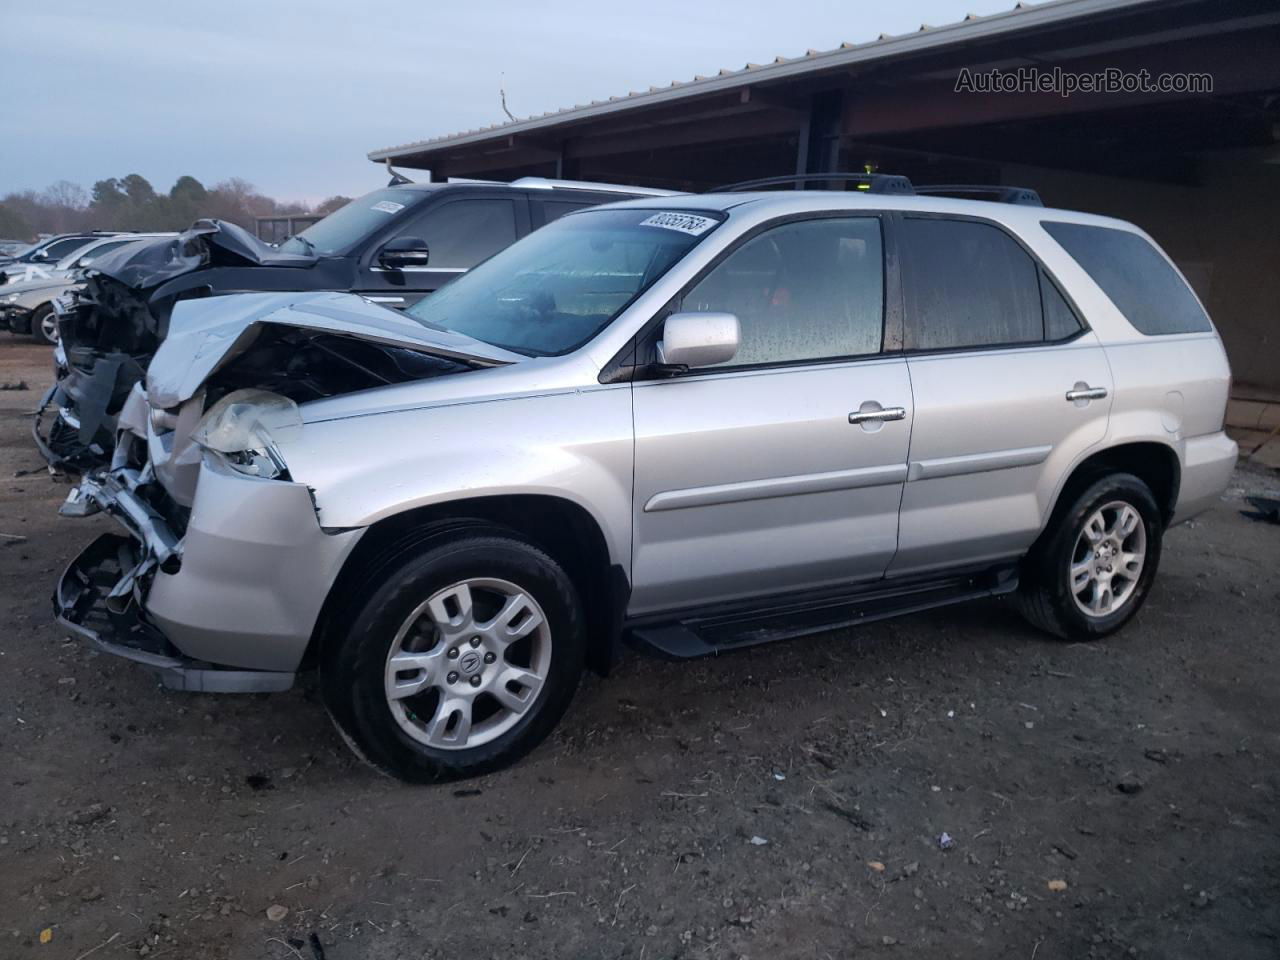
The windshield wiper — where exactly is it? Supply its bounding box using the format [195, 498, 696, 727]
[288, 235, 316, 255]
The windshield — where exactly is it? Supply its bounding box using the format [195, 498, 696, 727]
[279, 188, 429, 256]
[406, 208, 721, 356]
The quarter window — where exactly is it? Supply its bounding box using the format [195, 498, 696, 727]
[681, 217, 884, 368]
[410, 199, 518, 270]
[901, 218, 1042, 350]
[1041, 271, 1083, 341]
[1042, 221, 1211, 335]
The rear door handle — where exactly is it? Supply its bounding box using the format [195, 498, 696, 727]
[849, 405, 906, 425]
[1065, 385, 1108, 402]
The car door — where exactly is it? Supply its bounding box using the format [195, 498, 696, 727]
[356, 195, 527, 308]
[888, 214, 1113, 576]
[629, 214, 913, 615]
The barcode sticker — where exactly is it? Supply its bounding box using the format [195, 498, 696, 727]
[639, 212, 716, 236]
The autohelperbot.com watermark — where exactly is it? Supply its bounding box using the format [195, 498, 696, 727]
[955, 66, 1213, 98]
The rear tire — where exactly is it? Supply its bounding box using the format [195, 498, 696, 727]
[1015, 472, 1163, 640]
[320, 522, 585, 782]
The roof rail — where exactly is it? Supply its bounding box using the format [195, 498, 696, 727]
[712, 173, 915, 195]
[510, 177, 682, 197]
[914, 184, 1043, 206]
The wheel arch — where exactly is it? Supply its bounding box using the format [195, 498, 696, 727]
[1044, 440, 1181, 533]
[307, 493, 629, 677]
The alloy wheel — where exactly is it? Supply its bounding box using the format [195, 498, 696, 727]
[383, 578, 551, 750]
[1069, 500, 1147, 617]
[40, 310, 59, 344]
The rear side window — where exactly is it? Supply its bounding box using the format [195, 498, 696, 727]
[1042, 222, 1211, 335]
[412, 199, 518, 269]
[681, 216, 884, 368]
[901, 218, 1042, 350]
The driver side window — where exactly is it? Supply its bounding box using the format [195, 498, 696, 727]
[405, 200, 517, 270]
[681, 216, 885, 368]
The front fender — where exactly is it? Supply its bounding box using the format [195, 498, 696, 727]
[278, 387, 635, 569]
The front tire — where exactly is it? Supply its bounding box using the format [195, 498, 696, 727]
[1016, 472, 1163, 640]
[30, 303, 58, 345]
[321, 523, 585, 782]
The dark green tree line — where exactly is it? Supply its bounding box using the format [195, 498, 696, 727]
[0, 174, 352, 240]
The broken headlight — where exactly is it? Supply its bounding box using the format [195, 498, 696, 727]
[191, 389, 303, 480]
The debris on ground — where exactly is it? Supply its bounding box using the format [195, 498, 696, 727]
[1117, 774, 1145, 795]
[69, 802, 109, 825]
[1241, 495, 1280, 524]
[0, 532, 28, 546]
[868, 860, 886, 872]
[1048, 879, 1069, 892]
[938, 832, 955, 850]
[749, 836, 769, 846]
[0, 380, 28, 391]
[265, 904, 289, 922]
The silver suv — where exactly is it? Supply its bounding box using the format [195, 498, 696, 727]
[57, 176, 1237, 782]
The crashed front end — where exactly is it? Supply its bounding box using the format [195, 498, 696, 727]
[57, 453, 361, 692]
[54, 291, 514, 691]
[37, 220, 316, 470]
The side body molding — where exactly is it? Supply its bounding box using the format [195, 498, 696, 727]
[906, 444, 1052, 482]
[645, 463, 909, 513]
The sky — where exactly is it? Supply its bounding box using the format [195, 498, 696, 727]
[1, 0, 1020, 205]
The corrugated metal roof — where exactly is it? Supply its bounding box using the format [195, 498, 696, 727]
[368, 0, 1161, 161]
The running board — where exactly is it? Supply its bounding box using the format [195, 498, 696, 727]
[627, 566, 1018, 659]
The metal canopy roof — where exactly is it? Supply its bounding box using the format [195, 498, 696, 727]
[368, 0, 1162, 163]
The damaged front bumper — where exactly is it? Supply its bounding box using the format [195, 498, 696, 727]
[55, 456, 366, 692]
[55, 532, 294, 692]
[2, 302, 32, 333]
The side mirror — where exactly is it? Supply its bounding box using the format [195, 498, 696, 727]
[656, 312, 740, 371]
[32, 250, 49, 261]
[377, 236, 430, 270]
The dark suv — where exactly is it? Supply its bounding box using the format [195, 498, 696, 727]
[38, 177, 675, 468]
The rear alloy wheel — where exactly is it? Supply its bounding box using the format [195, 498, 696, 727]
[1015, 473, 1163, 640]
[31, 304, 58, 345]
[1068, 501, 1147, 618]
[322, 524, 585, 782]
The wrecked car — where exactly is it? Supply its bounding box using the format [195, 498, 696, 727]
[34, 178, 674, 469]
[2, 234, 173, 344]
[55, 183, 1236, 782]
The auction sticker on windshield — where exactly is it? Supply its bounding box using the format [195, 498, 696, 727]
[372, 200, 405, 214]
[639, 212, 717, 236]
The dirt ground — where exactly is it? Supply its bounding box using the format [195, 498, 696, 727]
[2, 339, 1278, 960]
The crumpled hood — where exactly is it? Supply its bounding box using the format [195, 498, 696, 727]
[88, 219, 316, 291]
[145, 290, 522, 408]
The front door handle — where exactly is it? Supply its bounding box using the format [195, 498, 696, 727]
[1065, 385, 1108, 402]
[849, 405, 907, 425]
